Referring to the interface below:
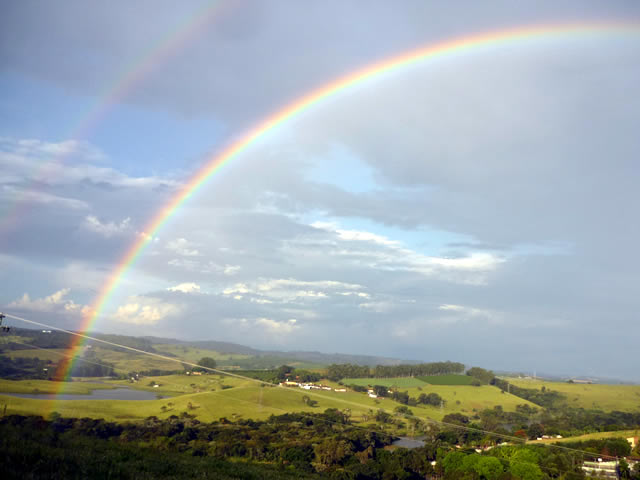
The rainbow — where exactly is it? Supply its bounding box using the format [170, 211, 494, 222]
[0, 0, 232, 234]
[53, 21, 639, 386]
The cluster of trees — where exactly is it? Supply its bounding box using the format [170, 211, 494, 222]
[0, 355, 52, 379]
[365, 386, 444, 408]
[417, 392, 444, 406]
[466, 367, 496, 384]
[327, 361, 464, 381]
[0, 412, 440, 479]
[192, 357, 217, 372]
[238, 365, 322, 384]
[492, 378, 566, 409]
[4, 411, 621, 479]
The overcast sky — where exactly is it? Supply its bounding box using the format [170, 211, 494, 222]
[1, 1, 639, 380]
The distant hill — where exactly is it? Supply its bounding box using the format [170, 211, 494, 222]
[142, 335, 410, 366]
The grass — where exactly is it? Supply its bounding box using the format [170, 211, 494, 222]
[402, 384, 539, 416]
[1, 374, 629, 432]
[0, 379, 114, 395]
[0, 374, 493, 426]
[107, 373, 257, 396]
[418, 374, 476, 385]
[528, 429, 640, 444]
[0, 383, 381, 423]
[154, 344, 251, 365]
[4, 348, 67, 363]
[342, 377, 428, 388]
[507, 378, 640, 412]
[91, 346, 182, 373]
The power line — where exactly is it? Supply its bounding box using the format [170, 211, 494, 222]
[1, 312, 623, 463]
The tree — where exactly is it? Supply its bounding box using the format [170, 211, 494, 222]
[196, 357, 217, 371]
[466, 367, 495, 384]
[373, 385, 388, 397]
[301, 395, 317, 407]
[510, 461, 543, 480]
[474, 456, 503, 480]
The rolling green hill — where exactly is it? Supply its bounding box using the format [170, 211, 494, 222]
[507, 378, 640, 412]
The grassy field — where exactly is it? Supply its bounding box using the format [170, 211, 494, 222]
[528, 429, 640, 444]
[90, 346, 182, 373]
[402, 384, 539, 416]
[0, 381, 407, 424]
[342, 377, 428, 388]
[419, 374, 476, 385]
[0, 379, 114, 395]
[154, 344, 251, 365]
[508, 378, 640, 412]
[0, 374, 502, 426]
[107, 373, 258, 396]
[5, 348, 67, 363]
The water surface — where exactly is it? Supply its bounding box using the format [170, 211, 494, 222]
[392, 436, 426, 448]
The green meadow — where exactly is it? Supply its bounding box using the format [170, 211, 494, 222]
[508, 378, 640, 412]
[5, 348, 68, 363]
[418, 374, 476, 385]
[0, 375, 520, 425]
[0, 378, 114, 395]
[0, 381, 400, 424]
[528, 429, 640, 444]
[91, 346, 182, 373]
[342, 377, 428, 388]
[403, 385, 539, 416]
[154, 344, 252, 365]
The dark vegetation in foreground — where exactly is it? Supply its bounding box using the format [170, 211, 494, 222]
[3, 412, 640, 479]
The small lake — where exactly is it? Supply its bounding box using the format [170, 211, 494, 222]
[392, 436, 426, 449]
[5, 387, 162, 401]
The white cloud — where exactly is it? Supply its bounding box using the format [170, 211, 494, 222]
[166, 238, 200, 256]
[223, 283, 250, 295]
[167, 282, 201, 294]
[0, 137, 178, 190]
[223, 265, 241, 275]
[312, 222, 400, 247]
[437, 303, 503, 325]
[1, 185, 89, 210]
[309, 222, 505, 284]
[358, 301, 395, 313]
[113, 297, 180, 325]
[255, 317, 299, 333]
[83, 215, 131, 237]
[222, 277, 366, 304]
[8, 288, 89, 315]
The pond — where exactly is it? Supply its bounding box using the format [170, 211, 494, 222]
[5, 387, 162, 401]
[392, 436, 426, 449]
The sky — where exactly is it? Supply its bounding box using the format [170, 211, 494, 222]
[1, 1, 639, 380]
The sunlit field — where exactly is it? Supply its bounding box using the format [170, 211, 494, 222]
[3, 3, 640, 479]
[508, 379, 640, 412]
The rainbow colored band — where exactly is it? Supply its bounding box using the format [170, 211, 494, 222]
[55, 22, 640, 392]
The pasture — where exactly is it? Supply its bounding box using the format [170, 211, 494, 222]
[0, 379, 114, 395]
[508, 378, 640, 412]
[528, 429, 640, 444]
[403, 384, 539, 416]
[90, 346, 182, 373]
[154, 344, 251, 365]
[5, 348, 68, 363]
[342, 377, 428, 388]
[419, 374, 476, 385]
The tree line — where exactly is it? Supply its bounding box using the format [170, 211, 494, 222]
[327, 361, 465, 381]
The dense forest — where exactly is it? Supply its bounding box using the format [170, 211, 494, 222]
[327, 362, 465, 381]
[2, 411, 639, 479]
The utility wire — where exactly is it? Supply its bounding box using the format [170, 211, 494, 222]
[2, 312, 622, 463]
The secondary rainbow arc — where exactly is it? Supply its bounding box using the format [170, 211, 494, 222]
[0, 1, 229, 232]
[53, 21, 640, 392]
